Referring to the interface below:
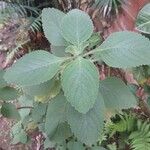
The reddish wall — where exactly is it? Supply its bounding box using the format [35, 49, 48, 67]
[104, 0, 150, 36]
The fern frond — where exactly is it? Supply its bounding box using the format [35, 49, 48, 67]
[107, 113, 135, 137]
[4, 40, 30, 67]
[92, 0, 127, 17]
[2, 1, 40, 18]
[129, 120, 150, 150]
[28, 15, 41, 33]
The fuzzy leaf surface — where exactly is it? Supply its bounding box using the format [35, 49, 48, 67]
[42, 8, 66, 46]
[67, 93, 105, 145]
[61, 9, 93, 49]
[4, 51, 64, 86]
[95, 31, 150, 68]
[45, 93, 68, 136]
[62, 57, 99, 113]
[99, 77, 137, 110]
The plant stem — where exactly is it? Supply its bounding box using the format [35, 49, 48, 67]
[82, 48, 100, 57]
[17, 106, 33, 110]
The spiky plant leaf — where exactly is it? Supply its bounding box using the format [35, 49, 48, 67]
[93, 0, 125, 17]
[107, 113, 135, 137]
[129, 120, 150, 150]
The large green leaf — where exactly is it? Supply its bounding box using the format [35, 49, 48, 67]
[4, 51, 64, 86]
[45, 93, 68, 136]
[0, 87, 20, 101]
[99, 77, 137, 110]
[61, 57, 99, 114]
[136, 3, 150, 34]
[67, 93, 105, 145]
[61, 9, 93, 49]
[95, 31, 150, 68]
[42, 8, 66, 46]
[1, 103, 20, 119]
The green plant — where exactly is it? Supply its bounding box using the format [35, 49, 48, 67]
[106, 112, 136, 137]
[136, 3, 150, 35]
[2, 8, 150, 148]
[0, 70, 20, 119]
[129, 119, 150, 150]
[92, 0, 127, 17]
[104, 112, 150, 150]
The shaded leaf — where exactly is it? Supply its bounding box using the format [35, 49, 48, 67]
[50, 122, 72, 143]
[99, 77, 137, 110]
[0, 86, 20, 101]
[1, 103, 20, 119]
[0, 70, 7, 88]
[67, 140, 84, 150]
[34, 79, 61, 102]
